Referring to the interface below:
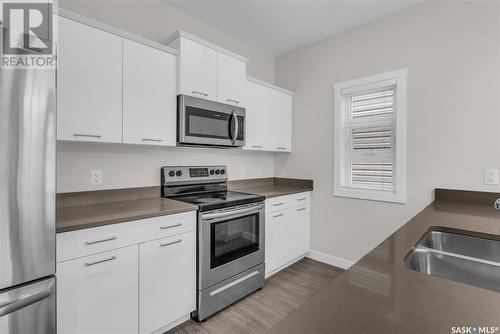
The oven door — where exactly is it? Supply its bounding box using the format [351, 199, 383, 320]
[178, 95, 245, 147]
[199, 202, 264, 289]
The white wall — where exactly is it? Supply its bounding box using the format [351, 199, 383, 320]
[274, 1, 500, 263]
[57, 143, 274, 192]
[56, 0, 276, 193]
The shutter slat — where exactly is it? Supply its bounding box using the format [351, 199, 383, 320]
[352, 127, 392, 150]
[351, 162, 394, 189]
[351, 88, 395, 119]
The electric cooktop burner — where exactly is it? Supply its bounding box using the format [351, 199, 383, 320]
[173, 191, 264, 211]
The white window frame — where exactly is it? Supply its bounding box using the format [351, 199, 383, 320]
[333, 69, 407, 203]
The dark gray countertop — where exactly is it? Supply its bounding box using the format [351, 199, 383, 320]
[269, 189, 500, 334]
[56, 177, 313, 233]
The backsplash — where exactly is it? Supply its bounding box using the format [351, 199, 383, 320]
[56, 142, 275, 193]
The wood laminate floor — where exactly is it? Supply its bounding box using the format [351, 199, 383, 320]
[167, 258, 344, 334]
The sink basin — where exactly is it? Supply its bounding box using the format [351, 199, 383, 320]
[404, 230, 500, 293]
[420, 230, 500, 263]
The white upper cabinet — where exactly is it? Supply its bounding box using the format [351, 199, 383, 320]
[244, 77, 293, 152]
[57, 16, 123, 143]
[123, 39, 177, 146]
[244, 80, 270, 150]
[216, 52, 247, 106]
[269, 89, 293, 152]
[175, 37, 217, 101]
[167, 31, 248, 105]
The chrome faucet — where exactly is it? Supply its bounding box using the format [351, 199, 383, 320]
[495, 198, 500, 211]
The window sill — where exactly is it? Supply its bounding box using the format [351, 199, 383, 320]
[333, 187, 406, 204]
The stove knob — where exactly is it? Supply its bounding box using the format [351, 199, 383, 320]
[176, 170, 182, 177]
[220, 169, 226, 175]
[215, 169, 220, 175]
[210, 169, 215, 175]
[168, 171, 175, 177]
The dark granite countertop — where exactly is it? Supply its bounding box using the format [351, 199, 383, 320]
[269, 189, 500, 334]
[56, 177, 313, 233]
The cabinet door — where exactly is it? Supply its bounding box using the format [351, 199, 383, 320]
[139, 232, 196, 334]
[265, 210, 290, 274]
[57, 17, 123, 143]
[178, 38, 217, 101]
[269, 90, 292, 152]
[289, 204, 311, 260]
[123, 40, 177, 146]
[57, 245, 138, 334]
[216, 52, 246, 106]
[243, 80, 270, 151]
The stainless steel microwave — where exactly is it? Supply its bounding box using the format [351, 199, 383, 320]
[177, 95, 245, 148]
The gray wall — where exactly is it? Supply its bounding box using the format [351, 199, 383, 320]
[57, 0, 276, 193]
[274, 1, 500, 263]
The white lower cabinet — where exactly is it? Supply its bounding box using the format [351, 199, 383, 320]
[57, 212, 197, 334]
[265, 192, 311, 276]
[139, 232, 196, 334]
[57, 245, 139, 334]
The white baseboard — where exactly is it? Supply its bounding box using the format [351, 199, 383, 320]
[306, 250, 355, 270]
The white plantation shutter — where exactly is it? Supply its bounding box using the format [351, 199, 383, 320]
[334, 70, 407, 203]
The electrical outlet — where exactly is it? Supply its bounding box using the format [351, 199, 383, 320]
[91, 170, 103, 185]
[484, 169, 498, 185]
[240, 166, 246, 176]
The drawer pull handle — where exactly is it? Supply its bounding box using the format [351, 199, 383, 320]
[272, 213, 284, 218]
[85, 236, 117, 245]
[160, 223, 182, 230]
[160, 239, 182, 248]
[297, 198, 307, 201]
[192, 90, 208, 97]
[276, 147, 287, 150]
[141, 138, 162, 142]
[226, 98, 240, 104]
[85, 256, 117, 267]
[297, 207, 307, 211]
[251, 145, 263, 148]
[273, 202, 284, 207]
[74, 133, 102, 138]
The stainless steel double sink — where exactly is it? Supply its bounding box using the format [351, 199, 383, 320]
[404, 229, 500, 292]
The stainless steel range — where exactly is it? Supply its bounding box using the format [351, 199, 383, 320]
[161, 166, 265, 321]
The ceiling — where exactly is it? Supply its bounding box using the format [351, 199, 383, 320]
[166, 0, 421, 55]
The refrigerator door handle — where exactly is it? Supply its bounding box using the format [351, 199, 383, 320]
[0, 289, 51, 318]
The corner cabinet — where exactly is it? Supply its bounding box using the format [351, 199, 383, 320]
[243, 77, 293, 152]
[56, 12, 178, 146]
[56, 211, 197, 334]
[265, 192, 310, 277]
[166, 31, 247, 107]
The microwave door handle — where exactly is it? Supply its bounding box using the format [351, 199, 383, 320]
[230, 111, 237, 144]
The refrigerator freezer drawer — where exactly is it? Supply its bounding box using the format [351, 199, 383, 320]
[0, 277, 55, 334]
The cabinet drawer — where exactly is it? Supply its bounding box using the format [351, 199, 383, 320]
[133, 211, 196, 244]
[57, 211, 196, 262]
[265, 192, 310, 213]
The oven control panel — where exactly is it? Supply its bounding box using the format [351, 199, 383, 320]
[162, 165, 228, 184]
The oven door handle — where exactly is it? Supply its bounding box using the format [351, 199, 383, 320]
[202, 204, 263, 221]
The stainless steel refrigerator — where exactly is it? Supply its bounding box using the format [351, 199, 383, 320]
[0, 29, 56, 333]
